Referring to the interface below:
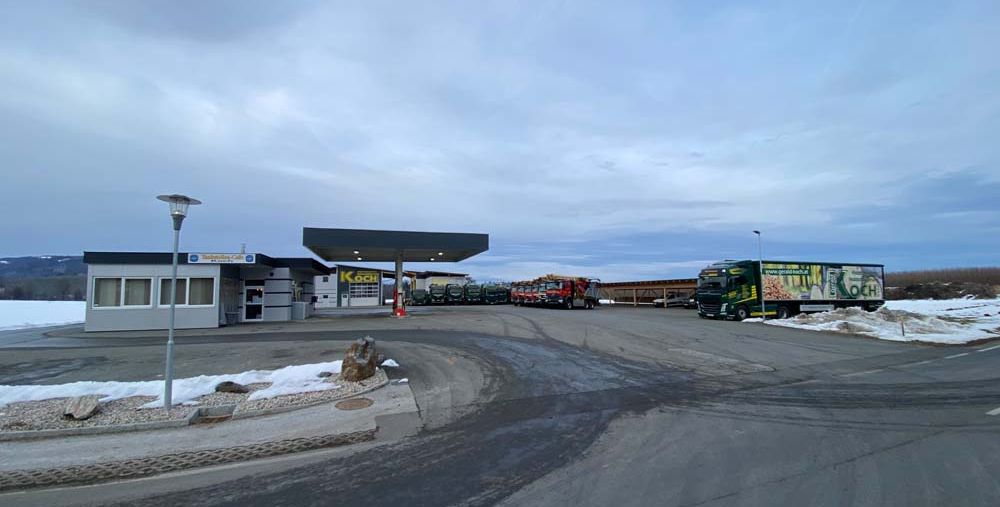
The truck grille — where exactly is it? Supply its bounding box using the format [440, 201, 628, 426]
[698, 295, 722, 314]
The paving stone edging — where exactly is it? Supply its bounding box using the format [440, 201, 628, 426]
[0, 429, 377, 492]
[0, 373, 390, 442]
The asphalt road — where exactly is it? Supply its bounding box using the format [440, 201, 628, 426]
[2, 305, 999, 506]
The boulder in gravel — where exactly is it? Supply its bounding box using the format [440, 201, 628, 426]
[215, 381, 250, 394]
[63, 395, 101, 420]
[341, 336, 378, 381]
[317, 371, 334, 378]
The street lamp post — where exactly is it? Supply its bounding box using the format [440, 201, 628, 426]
[753, 230, 765, 320]
[156, 194, 202, 410]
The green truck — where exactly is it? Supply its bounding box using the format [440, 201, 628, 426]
[483, 284, 509, 304]
[429, 284, 448, 305]
[696, 260, 885, 320]
[409, 289, 428, 306]
[464, 284, 484, 304]
[446, 284, 465, 304]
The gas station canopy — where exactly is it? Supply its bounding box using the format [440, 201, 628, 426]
[303, 227, 489, 263]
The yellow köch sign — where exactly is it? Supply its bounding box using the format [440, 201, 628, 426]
[340, 270, 379, 284]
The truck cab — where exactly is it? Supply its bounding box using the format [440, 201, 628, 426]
[446, 284, 465, 304]
[696, 261, 761, 320]
[464, 284, 483, 304]
[542, 278, 600, 309]
[429, 284, 447, 304]
[409, 289, 428, 306]
[484, 284, 509, 304]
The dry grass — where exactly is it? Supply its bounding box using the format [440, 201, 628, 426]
[886, 267, 1000, 287]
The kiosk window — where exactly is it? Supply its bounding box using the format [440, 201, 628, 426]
[160, 278, 188, 305]
[93, 278, 122, 307]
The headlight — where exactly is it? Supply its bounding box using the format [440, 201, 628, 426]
[721, 303, 728, 312]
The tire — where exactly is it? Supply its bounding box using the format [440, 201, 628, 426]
[777, 306, 790, 319]
[735, 306, 750, 321]
[565, 299, 573, 310]
[586, 300, 594, 309]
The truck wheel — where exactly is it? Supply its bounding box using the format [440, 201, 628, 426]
[736, 306, 750, 321]
[777, 306, 790, 319]
[565, 299, 573, 310]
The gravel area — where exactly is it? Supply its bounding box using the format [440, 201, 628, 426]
[235, 368, 388, 415]
[1, 371, 389, 433]
[0, 396, 191, 432]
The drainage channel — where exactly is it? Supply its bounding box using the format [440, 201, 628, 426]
[0, 429, 376, 492]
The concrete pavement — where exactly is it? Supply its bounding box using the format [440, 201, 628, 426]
[1, 305, 998, 506]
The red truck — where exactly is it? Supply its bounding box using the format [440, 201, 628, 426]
[513, 275, 600, 309]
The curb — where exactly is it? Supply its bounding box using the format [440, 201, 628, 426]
[0, 416, 193, 442]
[0, 429, 377, 492]
[0, 371, 391, 442]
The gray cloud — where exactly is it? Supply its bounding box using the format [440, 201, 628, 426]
[1, 1, 998, 278]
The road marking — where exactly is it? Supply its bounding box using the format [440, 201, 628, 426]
[945, 352, 970, 359]
[977, 345, 1000, 352]
[900, 360, 933, 367]
[987, 407, 1000, 416]
[841, 369, 884, 377]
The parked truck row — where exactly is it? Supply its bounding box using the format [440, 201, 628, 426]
[696, 259, 885, 321]
[511, 275, 601, 309]
[409, 283, 510, 306]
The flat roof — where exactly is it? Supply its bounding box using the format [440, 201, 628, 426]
[415, 271, 469, 278]
[303, 227, 488, 263]
[83, 252, 331, 275]
[600, 279, 698, 288]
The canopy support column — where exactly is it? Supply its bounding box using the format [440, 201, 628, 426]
[393, 252, 407, 317]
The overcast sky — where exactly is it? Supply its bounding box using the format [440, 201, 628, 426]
[1, 1, 998, 281]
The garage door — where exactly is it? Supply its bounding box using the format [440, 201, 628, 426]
[348, 282, 380, 306]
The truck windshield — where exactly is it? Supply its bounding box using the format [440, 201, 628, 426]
[546, 282, 560, 289]
[698, 276, 725, 289]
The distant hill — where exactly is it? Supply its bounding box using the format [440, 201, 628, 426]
[0, 255, 85, 278]
[0, 256, 86, 300]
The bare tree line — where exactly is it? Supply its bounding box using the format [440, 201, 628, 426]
[886, 267, 1000, 287]
[0, 275, 86, 301]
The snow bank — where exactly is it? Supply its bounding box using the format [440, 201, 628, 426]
[751, 298, 1000, 344]
[0, 301, 86, 331]
[0, 360, 343, 408]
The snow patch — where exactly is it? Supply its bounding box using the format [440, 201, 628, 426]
[0, 301, 86, 331]
[0, 260, 8, 264]
[746, 298, 1000, 344]
[0, 360, 343, 408]
[380, 359, 399, 368]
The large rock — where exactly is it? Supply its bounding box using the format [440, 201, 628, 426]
[215, 381, 250, 394]
[341, 336, 378, 381]
[63, 395, 101, 420]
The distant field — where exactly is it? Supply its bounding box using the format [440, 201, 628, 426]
[0, 300, 86, 331]
[885, 267, 1000, 287]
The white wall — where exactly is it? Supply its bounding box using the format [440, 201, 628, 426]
[85, 264, 221, 332]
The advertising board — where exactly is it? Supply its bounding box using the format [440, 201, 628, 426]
[762, 263, 883, 301]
